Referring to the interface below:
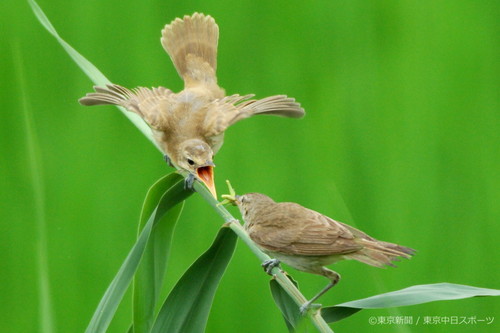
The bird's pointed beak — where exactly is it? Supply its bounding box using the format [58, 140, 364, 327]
[234, 195, 242, 204]
[196, 164, 216, 198]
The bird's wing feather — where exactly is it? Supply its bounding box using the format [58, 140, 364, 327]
[79, 84, 175, 130]
[250, 204, 363, 256]
[202, 94, 254, 138]
[202, 94, 305, 139]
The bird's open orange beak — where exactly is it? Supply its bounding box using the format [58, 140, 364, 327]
[196, 165, 216, 198]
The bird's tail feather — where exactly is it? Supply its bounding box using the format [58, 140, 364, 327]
[345, 239, 415, 268]
[161, 13, 219, 82]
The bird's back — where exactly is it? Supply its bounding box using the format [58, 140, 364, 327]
[244, 199, 414, 268]
[245, 201, 360, 254]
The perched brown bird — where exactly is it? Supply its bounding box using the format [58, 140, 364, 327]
[233, 192, 415, 312]
[79, 13, 305, 197]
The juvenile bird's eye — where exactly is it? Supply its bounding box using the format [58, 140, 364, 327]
[187, 159, 195, 166]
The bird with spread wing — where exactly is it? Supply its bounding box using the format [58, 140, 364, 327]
[79, 13, 305, 197]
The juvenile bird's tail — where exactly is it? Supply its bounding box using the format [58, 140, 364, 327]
[345, 239, 415, 268]
[161, 13, 219, 84]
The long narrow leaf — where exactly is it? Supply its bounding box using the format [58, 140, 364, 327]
[28, 0, 160, 151]
[137, 175, 187, 232]
[14, 45, 55, 333]
[133, 175, 188, 333]
[270, 277, 302, 332]
[85, 173, 191, 333]
[151, 227, 237, 333]
[322, 283, 500, 323]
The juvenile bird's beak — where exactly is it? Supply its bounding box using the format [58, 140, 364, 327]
[196, 162, 216, 198]
[234, 195, 242, 204]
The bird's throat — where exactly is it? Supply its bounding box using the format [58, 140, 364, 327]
[196, 166, 216, 198]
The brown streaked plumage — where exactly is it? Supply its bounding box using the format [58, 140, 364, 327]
[235, 192, 415, 312]
[79, 13, 305, 197]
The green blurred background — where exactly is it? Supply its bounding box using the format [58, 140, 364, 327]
[1, 0, 498, 332]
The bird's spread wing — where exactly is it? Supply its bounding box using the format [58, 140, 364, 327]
[202, 94, 305, 139]
[249, 204, 363, 256]
[79, 84, 175, 130]
[202, 94, 254, 137]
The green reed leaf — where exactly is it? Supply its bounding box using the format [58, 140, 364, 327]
[133, 174, 188, 333]
[85, 173, 190, 333]
[151, 227, 237, 333]
[322, 283, 500, 323]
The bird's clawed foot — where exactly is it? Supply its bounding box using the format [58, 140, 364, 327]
[163, 154, 174, 167]
[262, 259, 281, 275]
[184, 173, 196, 192]
[223, 218, 240, 227]
[299, 302, 322, 315]
[299, 274, 339, 315]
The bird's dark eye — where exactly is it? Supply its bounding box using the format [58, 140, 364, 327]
[187, 159, 195, 166]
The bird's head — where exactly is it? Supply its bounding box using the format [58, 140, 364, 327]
[177, 139, 216, 197]
[234, 193, 275, 220]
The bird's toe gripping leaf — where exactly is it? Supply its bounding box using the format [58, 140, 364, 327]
[299, 302, 322, 315]
[219, 180, 238, 206]
[184, 173, 196, 192]
[163, 154, 174, 167]
[262, 258, 281, 275]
